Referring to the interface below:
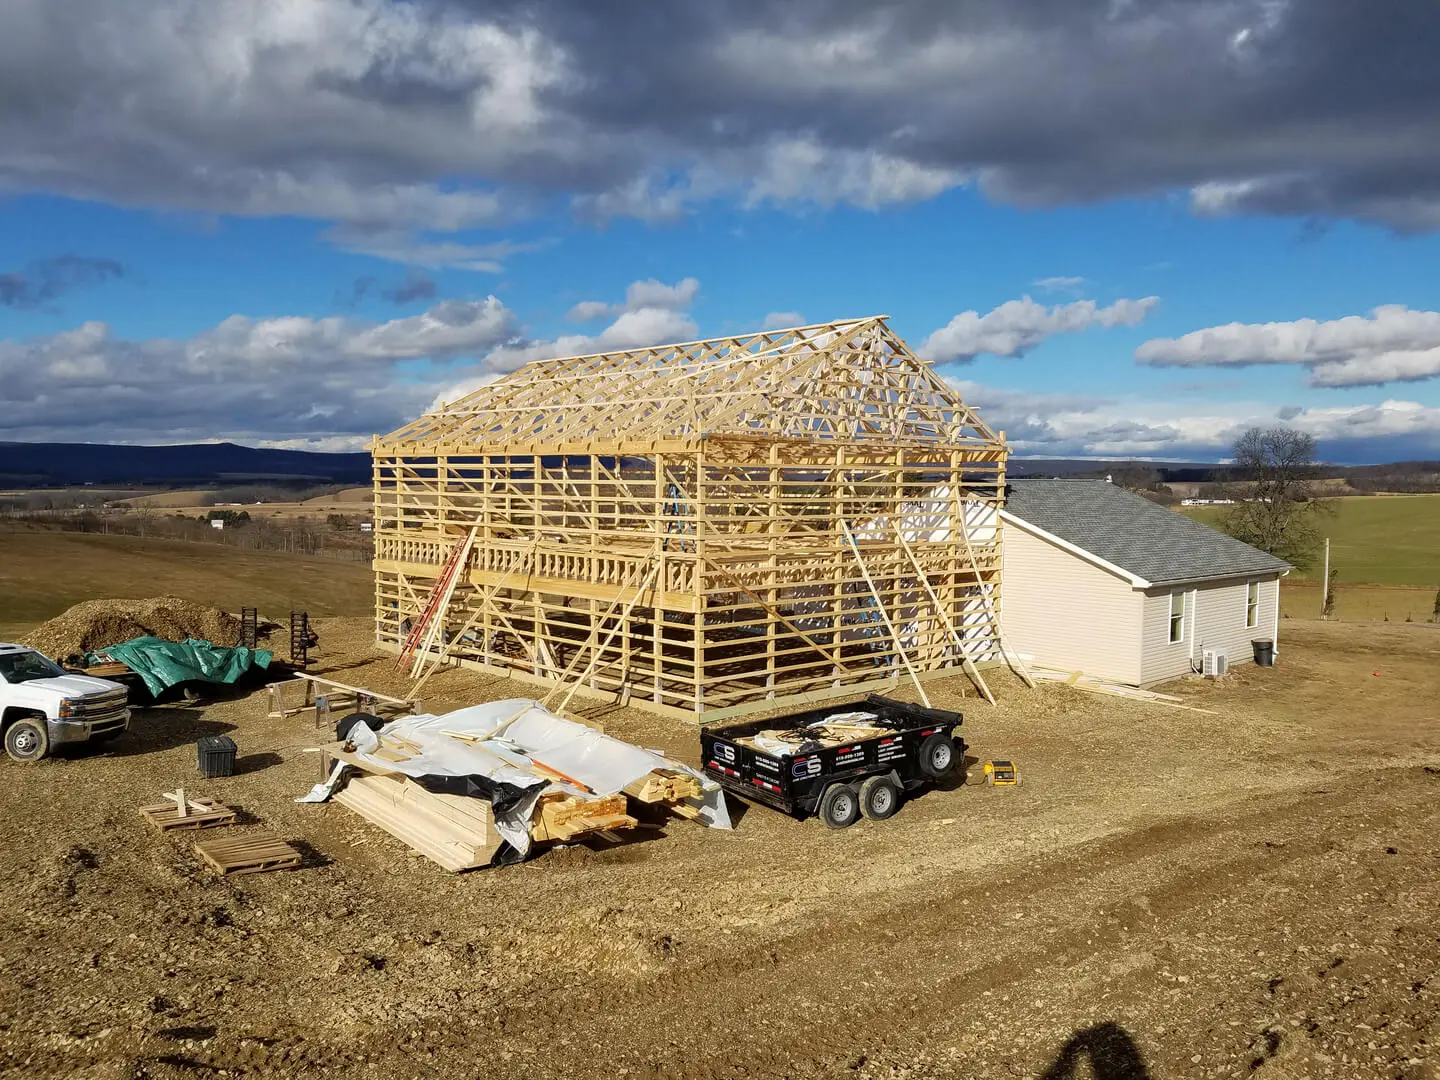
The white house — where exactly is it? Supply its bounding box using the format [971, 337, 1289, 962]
[998, 480, 1291, 686]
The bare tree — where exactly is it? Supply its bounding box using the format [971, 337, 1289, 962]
[1219, 427, 1330, 569]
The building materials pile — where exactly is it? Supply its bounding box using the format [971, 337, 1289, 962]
[300, 699, 731, 871]
[25, 597, 241, 658]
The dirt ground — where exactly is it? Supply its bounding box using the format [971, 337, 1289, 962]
[1, 618, 1437, 1080]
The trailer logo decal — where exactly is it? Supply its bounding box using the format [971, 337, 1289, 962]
[713, 743, 737, 764]
[791, 756, 821, 778]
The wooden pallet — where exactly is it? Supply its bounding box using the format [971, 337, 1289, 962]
[193, 831, 301, 876]
[139, 790, 237, 831]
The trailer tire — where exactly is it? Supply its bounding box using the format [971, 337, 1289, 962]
[4, 716, 50, 762]
[818, 783, 861, 830]
[859, 775, 902, 820]
[918, 732, 958, 779]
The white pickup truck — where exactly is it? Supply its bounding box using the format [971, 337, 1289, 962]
[0, 643, 131, 761]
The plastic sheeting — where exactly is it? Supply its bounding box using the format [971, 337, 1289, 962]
[89, 636, 272, 697]
[299, 698, 731, 859]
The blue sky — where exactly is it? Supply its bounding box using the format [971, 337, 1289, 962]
[3, 0, 1439, 463]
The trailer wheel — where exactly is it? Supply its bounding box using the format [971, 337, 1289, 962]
[818, 783, 861, 830]
[918, 732, 958, 779]
[859, 775, 902, 820]
[4, 716, 50, 762]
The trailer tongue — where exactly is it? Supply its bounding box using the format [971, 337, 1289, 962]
[700, 694, 965, 828]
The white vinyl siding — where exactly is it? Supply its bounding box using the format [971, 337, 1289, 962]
[999, 519, 1144, 684]
[1141, 575, 1281, 685]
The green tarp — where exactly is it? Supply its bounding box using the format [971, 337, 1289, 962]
[88, 637, 272, 697]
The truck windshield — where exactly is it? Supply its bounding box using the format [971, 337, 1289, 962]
[0, 650, 65, 684]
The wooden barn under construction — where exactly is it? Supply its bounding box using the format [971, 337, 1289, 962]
[372, 316, 1010, 722]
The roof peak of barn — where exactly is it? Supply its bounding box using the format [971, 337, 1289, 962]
[378, 315, 1002, 452]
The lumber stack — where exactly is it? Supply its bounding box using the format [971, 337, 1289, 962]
[531, 791, 635, 843]
[332, 770, 501, 872]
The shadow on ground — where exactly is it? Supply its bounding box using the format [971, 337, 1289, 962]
[1040, 1023, 1151, 1080]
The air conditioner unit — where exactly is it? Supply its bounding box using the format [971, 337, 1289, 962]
[1202, 649, 1229, 677]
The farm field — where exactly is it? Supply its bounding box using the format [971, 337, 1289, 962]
[0, 529, 372, 640]
[114, 486, 372, 519]
[1184, 494, 1440, 586]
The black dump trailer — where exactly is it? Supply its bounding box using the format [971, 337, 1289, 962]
[700, 694, 965, 828]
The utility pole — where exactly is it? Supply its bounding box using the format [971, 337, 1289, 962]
[1320, 536, 1330, 619]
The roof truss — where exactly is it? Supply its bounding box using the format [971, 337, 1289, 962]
[381, 316, 999, 450]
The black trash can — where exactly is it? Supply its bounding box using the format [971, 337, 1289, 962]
[197, 735, 237, 778]
[1251, 639, 1275, 667]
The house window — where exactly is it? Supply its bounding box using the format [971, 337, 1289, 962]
[1246, 581, 1260, 628]
[1169, 590, 1185, 643]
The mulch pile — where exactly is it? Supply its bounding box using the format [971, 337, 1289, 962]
[23, 597, 241, 658]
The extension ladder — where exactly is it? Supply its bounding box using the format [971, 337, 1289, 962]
[396, 529, 478, 672]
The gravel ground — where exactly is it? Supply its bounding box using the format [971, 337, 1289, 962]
[0, 617, 1436, 1079]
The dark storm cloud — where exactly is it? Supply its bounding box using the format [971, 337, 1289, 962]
[0, 1, 1435, 234]
[348, 269, 439, 307]
[0, 255, 125, 310]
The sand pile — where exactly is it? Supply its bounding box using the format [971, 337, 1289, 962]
[24, 597, 242, 658]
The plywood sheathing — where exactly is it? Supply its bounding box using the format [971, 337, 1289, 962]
[372, 315, 1008, 722]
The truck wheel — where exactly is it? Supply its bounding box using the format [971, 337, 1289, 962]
[818, 783, 861, 830]
[859, 775, 902, 820]
[4, 717, 50, 762]
[918, 732, 958, 779]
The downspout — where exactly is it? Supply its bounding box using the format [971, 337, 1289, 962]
[1272, 570, 1288, 656]
[1188, 586, 1199, 672]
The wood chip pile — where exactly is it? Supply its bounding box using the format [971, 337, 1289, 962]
[23, 597, 242, 656]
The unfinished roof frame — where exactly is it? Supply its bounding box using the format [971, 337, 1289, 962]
[372, 316, 1009, 722]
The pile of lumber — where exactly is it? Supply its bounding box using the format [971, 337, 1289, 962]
[321, 740, 655, 871]
[331, 760, 502, 872]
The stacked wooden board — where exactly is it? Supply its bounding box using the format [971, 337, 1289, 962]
[330, 756, 502, 872]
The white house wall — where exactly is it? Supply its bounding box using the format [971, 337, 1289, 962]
[998, 520, 1144, 684]
[1140, 575, 1281, 684]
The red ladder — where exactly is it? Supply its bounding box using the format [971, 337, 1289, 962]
[396, 530, 476, 671]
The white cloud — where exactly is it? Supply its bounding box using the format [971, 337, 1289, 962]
[0, 297, 519, 444]
[564, 277, 699, 322]
[919, 295, 1160, 364]
[566, 300, 614, 323]
[429, 278, 701, 408]
[762, 311, 804, 330]
[1033, 276, 1086, 293]
[327, 228, 546, 272]
[948, 377, 1440, 462]
[1135, 305, 1440, 387]
[744, 137, 965, 210]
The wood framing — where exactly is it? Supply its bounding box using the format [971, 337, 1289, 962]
[372, 315, 1008, 722]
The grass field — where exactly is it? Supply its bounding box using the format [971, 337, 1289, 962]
[0, 529, 373, 639]
[1185, 493, 1440, 586]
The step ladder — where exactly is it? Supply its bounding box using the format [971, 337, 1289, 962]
[289, 611, 311, 669]
[396, 528, 479, 674]
[239, 607, 259, 650]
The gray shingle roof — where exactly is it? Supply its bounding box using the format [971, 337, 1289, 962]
[1002, 479, 1291, 587]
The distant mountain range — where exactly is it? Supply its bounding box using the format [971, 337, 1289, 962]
[0, 441, 370, 487]
[1, 441, 1434, 492]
